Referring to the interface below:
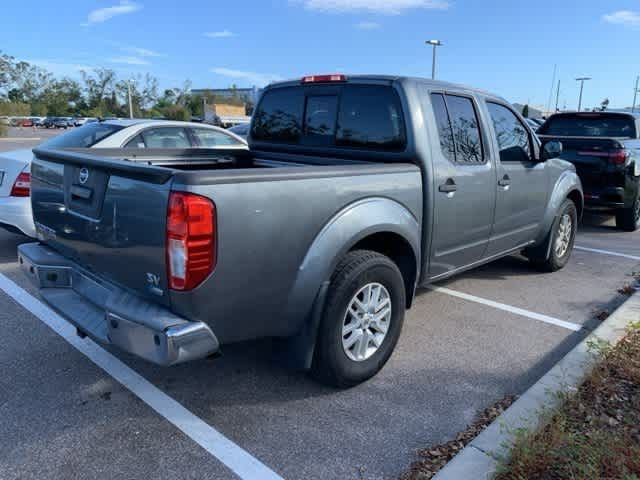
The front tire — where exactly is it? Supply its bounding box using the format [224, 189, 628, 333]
[615, 188, 640, 232]
[310, 250, 406, 388]
[530, 199, 578, 272]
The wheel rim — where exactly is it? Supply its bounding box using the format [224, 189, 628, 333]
[341, 283, 392, 362]
[554, 213, 573, 258]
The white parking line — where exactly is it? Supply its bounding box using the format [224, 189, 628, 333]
[0, 273, 284, 480]
[427, 286, 582, 332]
[575, 245, 640, 262]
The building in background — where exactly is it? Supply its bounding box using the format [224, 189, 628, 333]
[191, 86, 262, 104]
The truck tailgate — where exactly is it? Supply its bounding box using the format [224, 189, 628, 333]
[31, 148, 174, 306]
[539, 135, 625, 192]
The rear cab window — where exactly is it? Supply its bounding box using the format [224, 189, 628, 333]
[430, 93, 484, 164]
[538, 114, 637, 138]
[41, 123, 124, 148]
[251, 83, 406, 152]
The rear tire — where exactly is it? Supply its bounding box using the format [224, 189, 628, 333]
[310, 250, 405, 388]
[615, 189, 640, 232]
[529, 199, 578, 272]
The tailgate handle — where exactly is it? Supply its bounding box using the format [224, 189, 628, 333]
[70, 185, 93, 201]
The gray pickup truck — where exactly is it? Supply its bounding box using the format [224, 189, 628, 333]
[20, 75, 583, 387]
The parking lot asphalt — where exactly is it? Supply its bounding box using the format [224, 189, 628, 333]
[0, 133, 638, 480]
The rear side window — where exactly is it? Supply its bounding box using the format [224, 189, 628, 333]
[192, 128, 244, 146]
[539, 114, 636, 138]
[430, 93, 484, 164]
[125, 134, 145, 148]
[487, 102, 532, 163]
[431, 94, 456, 163]
[141, 127, 191, 148]
[42, 123, 123, 148]
[251, 84, 406, 151]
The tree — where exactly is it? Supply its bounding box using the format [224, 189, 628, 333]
[600, 98, 610, 111]
[39, 78, 83, 116]
[81, 68, 116, 109]
[522, 104, 530, 118]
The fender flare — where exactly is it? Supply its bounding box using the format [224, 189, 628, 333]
[282, 197, 421, 368]
[528, 169, 583, 260]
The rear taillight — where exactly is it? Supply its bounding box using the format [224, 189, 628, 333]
[608, 149, 627, 165]
[577, 149, 627, 165]
[166, 192, 216, 291]
[10, 172, 30, 197]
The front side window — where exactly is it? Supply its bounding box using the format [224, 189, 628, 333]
[487, 102, 531, 163]
[141, 127, 191, 148]
[192, 128, 244, 146]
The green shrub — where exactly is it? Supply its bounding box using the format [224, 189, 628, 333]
[0, 123, 7, 137]
[162, 105, 191, 121]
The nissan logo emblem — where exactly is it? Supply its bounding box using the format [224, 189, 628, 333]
[79, 167, 89, 184]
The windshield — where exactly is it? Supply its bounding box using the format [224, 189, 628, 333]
[539, 114, 636, 138]
[42, 122, 124, 148]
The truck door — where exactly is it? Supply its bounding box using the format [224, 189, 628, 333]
[427, 93, 496, 278]
[483, 101, 548, 255]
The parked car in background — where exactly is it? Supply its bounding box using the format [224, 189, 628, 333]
[20, 118, 34, 127]
[0, 119, 247, 237]
[228, 122, 250, 139]
[42, 117, 56, 128]
[74, 117, 96, 127]
[53, 117, 70, 129]
[20, 75, 581, 388]
[538, 111, 640, 231]
[33, 117, 46, 127]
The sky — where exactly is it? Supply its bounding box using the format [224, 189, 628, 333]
[1, 0, 639, 110]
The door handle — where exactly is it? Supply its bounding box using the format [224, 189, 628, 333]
[498, 175, 511, 187]
[438, 178, 457, 193]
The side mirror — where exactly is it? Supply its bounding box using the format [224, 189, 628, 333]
[541, 140, 562, 161]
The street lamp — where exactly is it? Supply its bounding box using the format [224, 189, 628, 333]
[575, 77, 591, 112]
[426, 40, 443, 80]
[632, 76, 639, 113]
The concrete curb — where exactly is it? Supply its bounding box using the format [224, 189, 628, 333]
[433, 290, 640, 480]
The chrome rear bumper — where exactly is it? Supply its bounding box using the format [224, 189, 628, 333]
[18, 242, 219, 366]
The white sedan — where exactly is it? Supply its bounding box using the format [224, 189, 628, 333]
[0, 120, 247, 237]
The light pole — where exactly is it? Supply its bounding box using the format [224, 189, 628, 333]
[127, 80, 134, 119]
[426, 40, 443, 80]
[632, 76, 639, 113]
[575, 77, 591, 112]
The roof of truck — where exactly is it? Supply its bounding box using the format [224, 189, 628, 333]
[266, 74, 500, 100]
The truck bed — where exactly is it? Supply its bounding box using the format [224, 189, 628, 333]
[29, 147, 422, 346]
